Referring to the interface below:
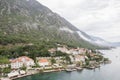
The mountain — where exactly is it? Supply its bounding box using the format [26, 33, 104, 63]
[110, 42, 120, 47]
[77, 31, 112, 47]
[0, 0, 108, 49]
[77, 30, 119, 47]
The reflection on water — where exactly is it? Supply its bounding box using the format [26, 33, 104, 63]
[16, 47, 120, 80]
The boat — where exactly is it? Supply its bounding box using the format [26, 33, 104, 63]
[104, 60, 112, 64]
[86, 66, 95, 69]
[88, 66, 95, 69]
[95, 65, 100, 68]
[76, 67, 83, 71]
[65, 69, 73, 72]
[72, 69, 77, 71]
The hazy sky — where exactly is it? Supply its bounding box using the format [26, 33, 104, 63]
[37, 0, 120, 42]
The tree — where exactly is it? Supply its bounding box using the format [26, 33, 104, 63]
[2, 67, 11, 73]
[51, 58, 56, 65]
[104, 58, 109, 61]
[85, 58, 90, 66]
[0, 56, 10, 65]
[20, 64, 27, 71]
[65, 55, 71, 64]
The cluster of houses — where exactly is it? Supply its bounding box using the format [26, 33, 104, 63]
[0, 45, 106, 79]
[6, 46, 94, 70]
[0, 46, 101, 71]
[9, 56, 53, 69]
[6, 56, 86, 71]
[48, 46, 105, 67]
[48, 46, 92, 63]
[48, 46, 92, 55]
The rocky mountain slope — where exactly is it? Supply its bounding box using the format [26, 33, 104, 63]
[0, 0, 108, 49]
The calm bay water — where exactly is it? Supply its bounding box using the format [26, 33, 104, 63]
[16, 47, 120, 80]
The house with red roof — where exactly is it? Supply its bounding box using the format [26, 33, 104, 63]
[38, 59, 49, 67]
[10, 56, 35, 69]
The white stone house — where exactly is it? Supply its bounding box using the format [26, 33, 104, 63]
[69, 55, 75, 63]
[38, 59, 49, 67]
[78, 48, 87, 54]
[10, 56, 35, 69]
[57, 47, 68, 53]
[74, 55, 85, 62]
[0, 64, 9, 68]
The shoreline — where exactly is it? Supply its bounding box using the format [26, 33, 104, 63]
[9, 66, 100, 80]
[11, 68, 65, 80]
[1, 61, 111, 80]
[1, 62, 111, 80]
[1, 60, 111, 80]
[0, 48, 111, 80]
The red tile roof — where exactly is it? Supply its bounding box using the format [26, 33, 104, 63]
[39, 59, 48, 63]
[10, 56, 33, 63]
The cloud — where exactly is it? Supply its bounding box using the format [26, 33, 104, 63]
[37, 0, 120, 42]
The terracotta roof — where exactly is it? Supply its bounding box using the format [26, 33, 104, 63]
[39, 59, 48, 63]
[10, 56, 33, 63]
[18, 56, 33, 61]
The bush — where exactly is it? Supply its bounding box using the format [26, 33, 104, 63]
[51, 58, 56, 65]
[104, 58, 109, 61]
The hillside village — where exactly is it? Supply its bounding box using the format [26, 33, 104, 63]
[0, 45, 110, 80]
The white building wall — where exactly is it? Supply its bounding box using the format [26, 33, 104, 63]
[38, 62, 49, 67]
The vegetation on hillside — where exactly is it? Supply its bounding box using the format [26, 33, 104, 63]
[0, 0, 105, 62]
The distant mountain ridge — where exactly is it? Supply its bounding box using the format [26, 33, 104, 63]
[77, 31, 112, 47]
[110, 42, 120, 47]
[0, 0, 110, 49]
[78, 31, 120, 47]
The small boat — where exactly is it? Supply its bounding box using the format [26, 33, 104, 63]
[86, 66, 95, 69]
[95, 65, 100, 68]
[65, 69, 73, 72]
[72, 69, 77, 71]
[76, 67, 83, 71]
[104, 60, 112, 64]
[89, 66, 95, 69]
